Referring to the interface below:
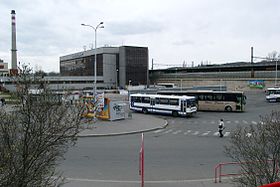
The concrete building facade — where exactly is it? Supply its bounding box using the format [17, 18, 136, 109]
[0, 59, 9, 76]
[59, 46, 148, 89]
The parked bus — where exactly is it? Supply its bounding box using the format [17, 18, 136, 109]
[266, 87, 280, 102]
[129, 93, 197, 117]
[157, 90, 246, 112]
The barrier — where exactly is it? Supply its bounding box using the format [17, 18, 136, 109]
[214, 160, 279, 183]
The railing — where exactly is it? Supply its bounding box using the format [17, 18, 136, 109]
[214, 160, 279, 183]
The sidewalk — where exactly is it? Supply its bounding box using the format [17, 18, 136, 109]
[78, 112, 168, 137]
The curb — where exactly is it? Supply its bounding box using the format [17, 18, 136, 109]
[77, 120, 168, 137]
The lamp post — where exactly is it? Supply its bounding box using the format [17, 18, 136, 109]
[275, 59, 278, 87]
[81, 22, 104, 95]
[116, 69, 119, 89]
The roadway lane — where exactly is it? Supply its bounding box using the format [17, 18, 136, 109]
[59, 91, 280, 186]
[60, 134, 228, 181]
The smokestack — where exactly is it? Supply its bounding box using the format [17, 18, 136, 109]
[11, 10, 17, 70]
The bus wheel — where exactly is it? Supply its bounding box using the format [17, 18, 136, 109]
[225, 106, 232, 112]
[172, 111, 178, 117]
[142, 108, 148, 114]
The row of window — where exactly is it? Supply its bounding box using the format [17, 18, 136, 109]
[267, 90, 280, 95]
[131, 96, 179, 106]
[160, 92, 242, 102]
[194, 93, 241, 102]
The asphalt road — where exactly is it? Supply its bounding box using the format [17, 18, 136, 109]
[59, 91, 280, 187]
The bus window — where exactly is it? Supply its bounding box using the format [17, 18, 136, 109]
[160, 98, 169, 105]
[215, 94, 224, 101]
[198, 94, 204, 100]
[169, 99, 179, 106]
[142, 97, 150, 103]
[133, 96, 141, 102]
[205, 94, 213, 101]
[155, 97, 160, 104]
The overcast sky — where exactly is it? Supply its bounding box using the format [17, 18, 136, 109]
[1, 0, 280, 72]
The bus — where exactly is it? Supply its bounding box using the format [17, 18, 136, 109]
[266, 87, 280, 102]
[129, 93, 197, 117]
[157, 90, 246, 112]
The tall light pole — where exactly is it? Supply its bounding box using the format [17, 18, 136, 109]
[81, 22, 104, 95]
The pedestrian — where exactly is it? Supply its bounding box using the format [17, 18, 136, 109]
[0, 98, 4, 107]
[218, 119, 225, 137]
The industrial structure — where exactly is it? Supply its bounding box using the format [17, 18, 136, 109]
[10, 10, 18, 75]
[150, 61, 279, 90]
[60, 46, 149, 89]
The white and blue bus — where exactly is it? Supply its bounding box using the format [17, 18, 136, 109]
[129, 93, 197, 117]
[266, 87, 280, 102]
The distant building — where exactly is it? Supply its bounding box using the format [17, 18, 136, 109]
[59, 46, 148, 89]
[0, 59, 9, 76]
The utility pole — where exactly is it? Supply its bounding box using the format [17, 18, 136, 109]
[251, 47, 254, 78]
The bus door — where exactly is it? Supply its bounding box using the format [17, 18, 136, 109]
[181, 100, 186, 112]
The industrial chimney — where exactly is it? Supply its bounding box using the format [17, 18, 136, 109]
[11, 10, 18, 74]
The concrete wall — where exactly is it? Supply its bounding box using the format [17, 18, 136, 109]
[119, 47, 126, 88]
[156, 78, 278, 91]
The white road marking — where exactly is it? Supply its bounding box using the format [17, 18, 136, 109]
[226, 121, 231, 124]
[184, 130, 192, 135]
[252, 121, 258, 125]
[154, 129, 165, 133]
[213, 132, 219, 136]
[201, 131, 211, 136]
[246, 133, 252, 137]
[172, 130, 182, 134]
[65, 176, 228, 183]
[162, 129, 173, 134]
[224, 132, 230, 136]
[243, 120, 248, 124]
[192, 131, 199, 135]
[234, 120, 239, 124]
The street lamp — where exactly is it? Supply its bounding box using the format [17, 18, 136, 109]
[81, 22, 104, 95]
[116, 69, 119, 89]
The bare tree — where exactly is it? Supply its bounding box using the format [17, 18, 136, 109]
[0, 65, 83, 187]
[267, 51, 280, 60]
[225, 110, 280, 187]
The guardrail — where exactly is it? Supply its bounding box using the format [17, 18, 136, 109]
[214, 160, 279, 183]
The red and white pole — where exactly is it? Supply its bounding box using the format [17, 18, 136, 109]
[139, 133, 144, 187]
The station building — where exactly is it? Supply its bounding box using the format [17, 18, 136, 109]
[59, 46, 148, 89]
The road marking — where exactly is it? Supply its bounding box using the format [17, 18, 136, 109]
[154, 129, 165, 133]
[172, 130, 182, 134]
[252, 121, 258, 125]
[201, 131, 211, 136]
[243, 120, 248, 124]
[224, 132, 230, 136]
[246, 133, 252, 137]
[162, 129, 173, 134]
[213, 132, 219, 136]
[226, 121, 231, 124]
[65, 176, 230, 183]
[184, 130, 192, 135]
[192, 131, 199, 135]
[234, 120, 239, 124]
